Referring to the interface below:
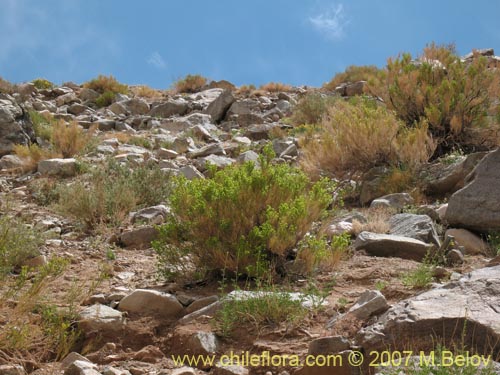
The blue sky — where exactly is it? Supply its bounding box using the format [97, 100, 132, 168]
[1, 0, 499, 88]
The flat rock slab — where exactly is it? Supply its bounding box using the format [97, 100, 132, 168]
[354, 231, 434, 261]
[389, 213, 440, 247]
[357, 265, 500, 358]
[118, 289, 183, 317]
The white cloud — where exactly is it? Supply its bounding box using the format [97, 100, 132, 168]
[309, 4, 349, 41]
[147, 51, 167, 69]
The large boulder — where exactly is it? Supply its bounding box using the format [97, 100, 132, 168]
[0, 94, 35, 156]
[204, 89, 235, 123]
[118, 289, 184, 317]
[421, 152, 487, 195]
[357, 265, 500, 359]
[445, 148, 500, 232]
[389, 213, 440, 247]
[149, 99, 189, 118]
[354, 232, 434, 261]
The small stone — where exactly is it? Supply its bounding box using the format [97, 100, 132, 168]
[118, 289, 183, 317]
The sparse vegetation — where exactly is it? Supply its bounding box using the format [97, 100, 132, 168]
[289, 93, 338, 126]
[300, 97, 435, 178]
[352, 208, 392, 235]
[386, 43, 498, 156]
[173, 74, 208, 93]
[95, 91, 116, 108]
[84, 74, 128, 95]
[32, 78, 54, 90]
[323, 65, 387, 97]
[51, 120, 95, 158]
[214, 285, 312, 337]
[57, 159, 172, 230]
[29, 110, 56, 141]
[259, 82, 292, 92]
[130, 85, 162, 98]
[154, 145, 333, 280]
[0, 76, 14, 93]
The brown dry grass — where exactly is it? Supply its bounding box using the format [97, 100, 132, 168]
[352, 208, 392, 236]
[259, 82, 293, 92]
[83, 75, 128, 95]
[130, 85, 163, 99]
[300, 98, 435, 179]
[52, 121, 96, 158]
[173, 74, 207, 94]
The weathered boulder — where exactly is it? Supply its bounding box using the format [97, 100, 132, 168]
[0, 94, 34, 156]
[149, 99, 189, 118]
[78, 304, 125, 333]
[346, 290, 389, 320]
[370, 193, 413, 211]
[445, 148, 500, 232]
[389, 213, 440, 247]
[354, 232, 434, 261]
[64, 360, 101, 375]
[118, 289, 183, 317]
[445, 228, 489, 255]
[357, 265, 500, 359]
[421, 152, 487, 195]
[38, 158, 78, 177]
[119, 226, 158, 249]
[205, 89, 235, 123]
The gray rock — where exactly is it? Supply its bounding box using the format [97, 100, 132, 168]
[279, 143, 298, 158]
[170, 368, 196, 375]
[205, 89, 235, 123]
[108, 102, 127, 115]
[445, 148, 500, 232]
[79, 304, 124, 333]
[187, 331, 219, 355]
[236, 150, 259, 164]
[308, 336, 351, 355]
[354, 231, 434, 261]
[370, 193, 414, 211]
[188, 143, 225, 158]
[102, 367, 132, 375]
[244, 123, 277, 140]
[357, 265, 500, 359]
[68, 103, 88, 115]
[38, 158, 77, 177]
[422, 152, 487, 195]
[185, 295, 219, 314]
[95, 119, 116, 131]
[346, 290, 389, 320]
[118, 289, 183, 317]
[227, 99, 260, 116]
[120, 226, 158, 249]
[79, 88, 100, 101]
[0, 95, 34, 156]
[445, 228, 489, 255]
[359, 166, 390, 206]
[56, 92, 78, 107]
[64, 360, 101, 375]
[447, 248, 464, 265]
[157, 148, 178, 159]
[179, 165, 205, 180]
[61, 353, 91, 370]
[131, 205, 170, 224]
[197, 154, 235, 170]
[149, 99, 189, 118]
[389, 213, 440, 247]
[0, 154, 24, 170]
[122, 98, 149, 115]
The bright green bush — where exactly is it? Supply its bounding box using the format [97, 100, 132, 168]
[154, 145, 333, 280]
[32, 78, 54, 90]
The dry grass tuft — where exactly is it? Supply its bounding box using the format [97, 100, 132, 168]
[352, 208, 392, 236]
[130, 85, 163, 99]
[259, 82, 293, 92]
[173, 74, 208, 94]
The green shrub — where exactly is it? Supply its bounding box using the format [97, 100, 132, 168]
[29, 110, 55, 141]
[386, 43, 495, 156]
[300, 97, 435, 178]
[0, 216, 42, 278]
[154, 145, 333, 280]
[57, 159, 171, 230]
[95, 91, 116, 108]
[295, 233, 349, 274]
[290, 93, 338, 126]
[173, 74, 208, 93]
[32, 78, 54, 90]
[84, 75, 128, 95]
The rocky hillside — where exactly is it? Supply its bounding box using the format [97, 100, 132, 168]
[1, 46, 500, 375]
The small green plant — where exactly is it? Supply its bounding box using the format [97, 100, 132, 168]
[29, 110, 55, 141]
[213, 285, 310, 337]
[173, 74, 207, 93]
[105, 248, 117, 261]
[28, 178, 61, 206]
[32, 78, 54, 90]
[0, 216, 43, 277]
[129, 136, 153, 150]
[375, 280, 388, 291]
[402, 253, 437, 289]
[486, 232, 500, 256]
[95, 91, 116, 108]
[337, 297, 349, 309]
[154, 144, 333, 280]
